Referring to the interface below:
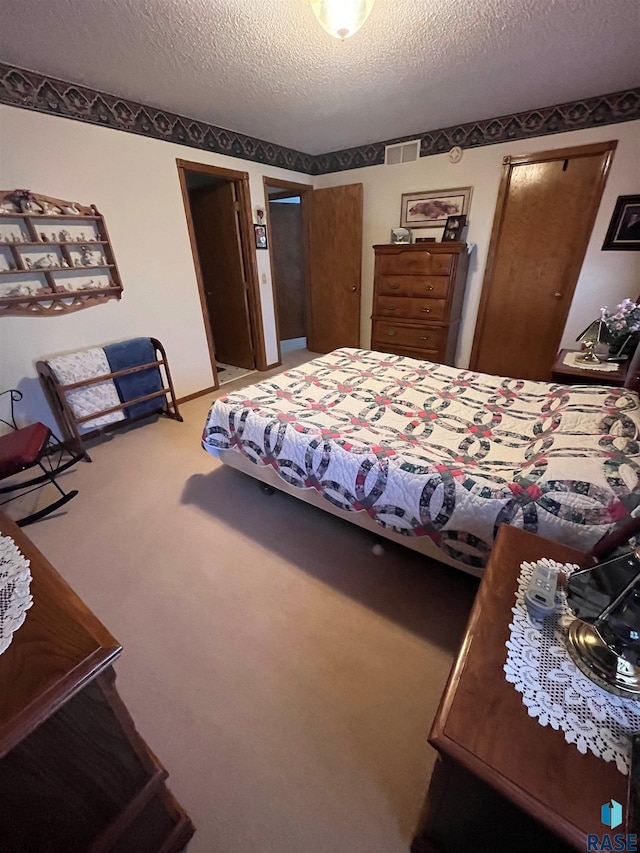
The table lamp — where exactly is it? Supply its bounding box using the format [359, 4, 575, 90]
[567, 547, 640, 699]
[575, 319, 609, 363]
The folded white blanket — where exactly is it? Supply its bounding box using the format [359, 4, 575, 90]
[47, 347, 125, 433]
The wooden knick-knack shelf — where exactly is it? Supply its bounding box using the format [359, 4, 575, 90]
[0, 190, 123, 316]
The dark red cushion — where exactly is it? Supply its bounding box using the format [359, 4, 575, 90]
[0, 423, 50, 477]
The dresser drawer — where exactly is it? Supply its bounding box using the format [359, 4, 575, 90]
[376, 296, 447, 321]
[377, 275, 449, 298]
[372, 321, 446, 352]
[377, 252, 453, 276]
[374, 342, 441, 362]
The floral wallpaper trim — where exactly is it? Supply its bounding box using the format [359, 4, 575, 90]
[0, 63, 638, 176]
[311, 88, 640, 174]
[0, 63, 313, 174]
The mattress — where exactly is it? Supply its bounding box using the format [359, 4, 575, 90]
[202, 348, 640, 569]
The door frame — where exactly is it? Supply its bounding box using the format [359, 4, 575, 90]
[176, 158, 268, 386]
[263, 176, 313, 366]
[470, 140, 617, 372]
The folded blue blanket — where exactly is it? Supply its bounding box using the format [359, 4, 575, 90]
[103, 338, 164, 419]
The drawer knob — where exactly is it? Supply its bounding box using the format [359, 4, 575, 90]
[426, 286, 433, 291]
[421, 308, 430, 313]
[387, 330, 396, 337]
[389, 283, 399, 290]
[419, 336, 429, 340]
[387, 305, 397, 311]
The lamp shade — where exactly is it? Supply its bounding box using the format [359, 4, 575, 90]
[310, 0, 375, 39]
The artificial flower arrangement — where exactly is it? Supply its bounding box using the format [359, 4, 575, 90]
[600, 298, 640, 353]
[601, 298, 640, 336]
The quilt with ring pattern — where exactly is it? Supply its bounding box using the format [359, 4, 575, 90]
[202, 348, 640, 569]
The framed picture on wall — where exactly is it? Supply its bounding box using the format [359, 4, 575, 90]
[602, 195, 640, 251]
[254, 224, 268, 249]
[400, 186, 472, 228]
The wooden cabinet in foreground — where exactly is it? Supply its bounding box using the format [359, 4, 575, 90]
[371, 243, 470, 364]
[0, 190, 123, 316]
[0, 511, 194, 852]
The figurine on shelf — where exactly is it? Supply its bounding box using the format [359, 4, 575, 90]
[79, 245, 95, 266]
[39, 201, 61, 215]
[35, 254, 59, 269]
[60, 204, 80, 215]
[6, 189, 38, 213]
[61, 259, 69, 268]
[40, 233, 48, 242]
[59, 229, 71, 242]
[6, 283, 38, 296]
[24, 258, 33, 269]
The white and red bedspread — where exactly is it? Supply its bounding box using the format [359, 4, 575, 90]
[202, 348, 640, 569]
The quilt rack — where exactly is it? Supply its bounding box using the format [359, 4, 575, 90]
[36, 337, 182, 461]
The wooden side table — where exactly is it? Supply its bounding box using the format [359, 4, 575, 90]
[0, 511, 195, 852]
[551, 348, 628, 386]
[411, 525, 628, 853]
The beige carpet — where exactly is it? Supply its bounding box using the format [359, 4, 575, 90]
[16, 350, 478, 853]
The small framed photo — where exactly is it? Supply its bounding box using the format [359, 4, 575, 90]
[415, 237, 436, 243]
[254, 224, 268, 250]
[442, 214, 467, 242]
[602, 195, 640, 251]
[390, 227, 411, 244]
[400, 186, 472, 228]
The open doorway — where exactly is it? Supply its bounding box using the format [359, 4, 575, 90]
[264, 177, 313, 364]
[177, 159, 266, 388]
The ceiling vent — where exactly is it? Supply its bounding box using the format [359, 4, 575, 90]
[384, 140, 420, 166]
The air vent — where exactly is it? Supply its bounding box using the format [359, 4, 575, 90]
[384, 140, 420, 166]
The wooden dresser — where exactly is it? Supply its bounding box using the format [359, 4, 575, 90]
[0, 512, 195, 852]
[371, 243, 470, 364]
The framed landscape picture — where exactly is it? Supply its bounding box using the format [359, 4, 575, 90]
[400, 186, 472, 228]
[602, 195, 640, 251]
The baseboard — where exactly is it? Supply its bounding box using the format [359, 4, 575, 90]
[263, 360, 282, 371]
[176, 385, 217, 404]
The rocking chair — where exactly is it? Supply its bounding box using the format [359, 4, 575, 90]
[0, 390, 81, 526]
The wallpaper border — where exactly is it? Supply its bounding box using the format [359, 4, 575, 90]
[0, 63, 638, 176]
[0, 63, 314, 174]
[312, 88, 640, 174]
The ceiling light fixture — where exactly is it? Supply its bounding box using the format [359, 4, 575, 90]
[310, 0, 375, 40]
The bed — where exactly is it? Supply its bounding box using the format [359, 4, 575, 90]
[202, 348, 640, 577]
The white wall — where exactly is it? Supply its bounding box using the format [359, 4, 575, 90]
[0, 105, 308, 426]
[315, 121, 640, 366]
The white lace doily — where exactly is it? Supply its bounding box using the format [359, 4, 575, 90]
[0, 533, 33, 656]
[562, 352, 618, 372]
[504, 558, 640, 775]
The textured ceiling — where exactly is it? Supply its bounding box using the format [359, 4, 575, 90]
[0, 0, 638, 155]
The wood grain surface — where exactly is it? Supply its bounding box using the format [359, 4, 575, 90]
[0, 511, 120, 756]
[308, 184, 363, 352]
[430, 524, 627, 849]
[471, 141, 617, 380]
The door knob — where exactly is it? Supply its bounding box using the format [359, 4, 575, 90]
[351, 286, 357, 292]
[554, 292, 562, 298]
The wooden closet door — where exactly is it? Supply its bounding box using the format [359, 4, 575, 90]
[308, 184, 363, 353]
[470, 142, 616, 380]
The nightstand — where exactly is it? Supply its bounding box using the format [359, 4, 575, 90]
[411, 525, 628, 853]
[550, 348, 627, 386]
